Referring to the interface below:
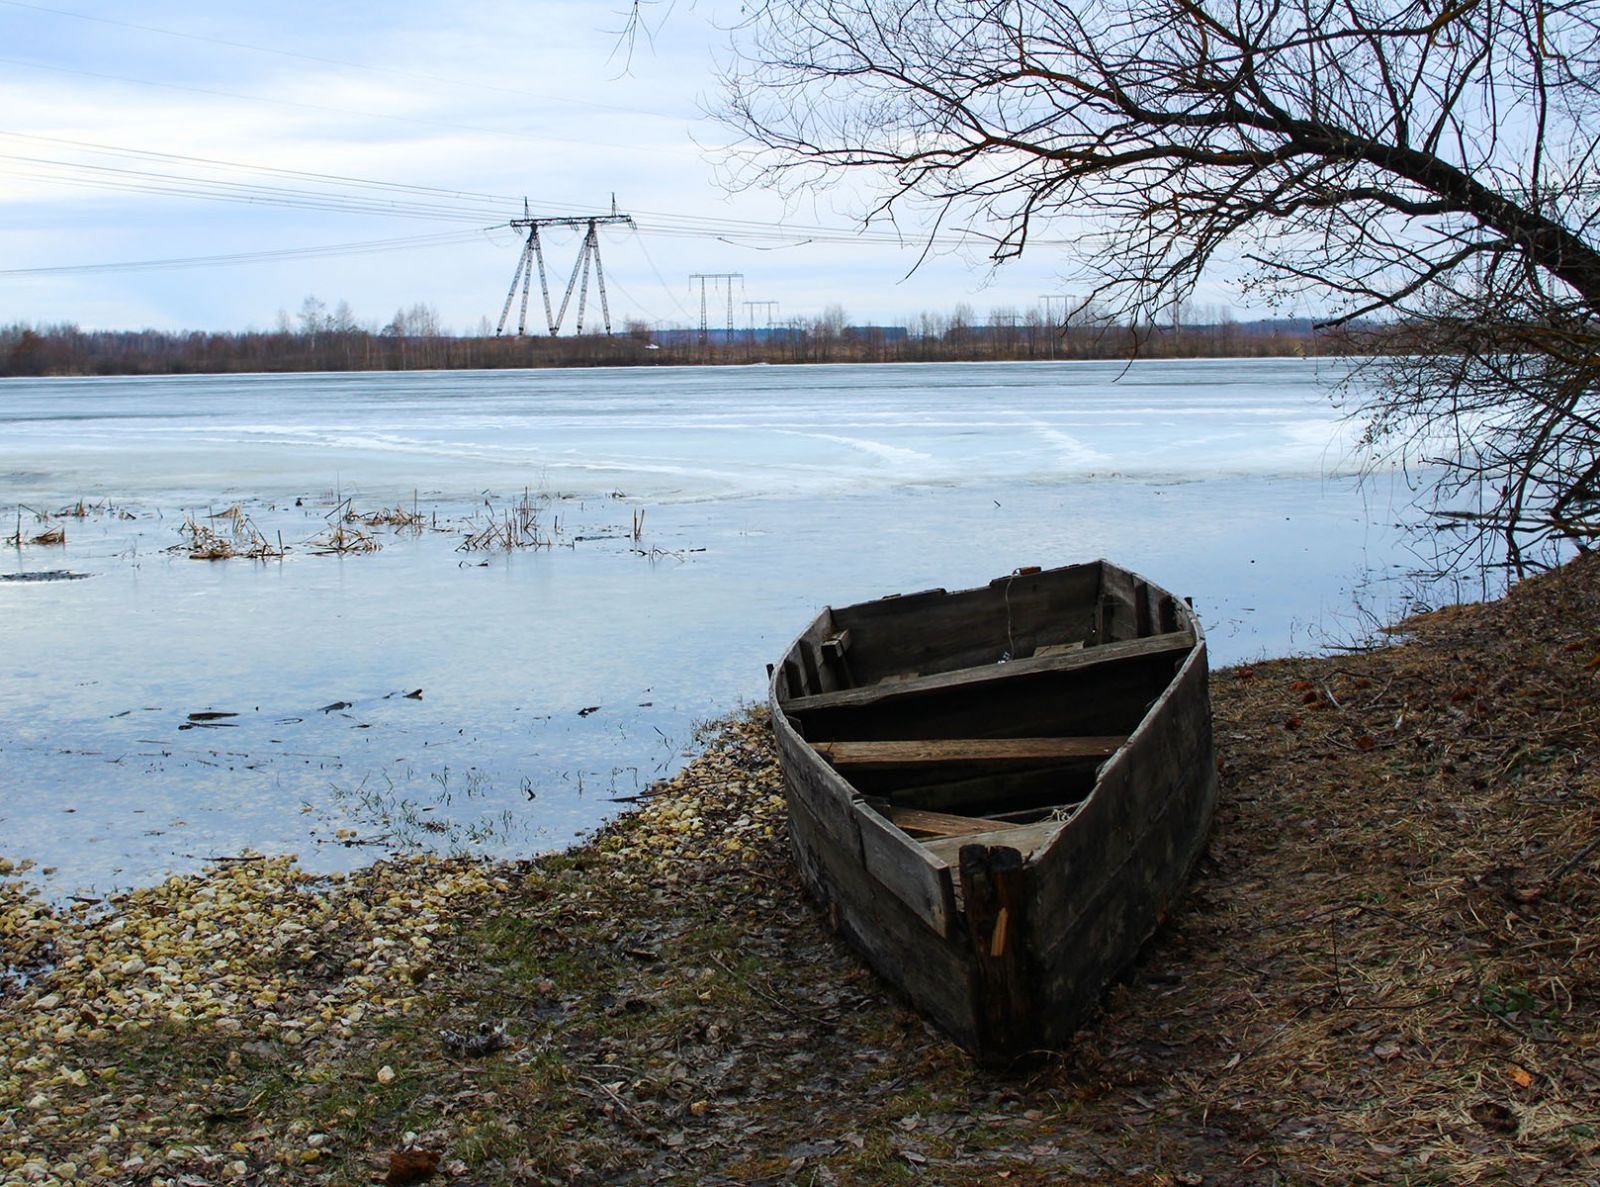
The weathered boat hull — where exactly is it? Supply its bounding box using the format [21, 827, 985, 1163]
[768, 560, 1217, 1058]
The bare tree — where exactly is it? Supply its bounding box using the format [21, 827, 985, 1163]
[723, 0, 1600, 568]
[297, 295, 329, 342]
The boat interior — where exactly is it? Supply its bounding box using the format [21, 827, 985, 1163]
[776, 562, 1196, 856]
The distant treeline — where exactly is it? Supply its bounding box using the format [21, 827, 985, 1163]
[0, 310, 1366, 378]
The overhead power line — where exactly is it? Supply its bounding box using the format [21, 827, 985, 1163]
[0, 132, 1097, 283]
[0, 131, 1062, 250]
[0, 55, 704, 158]
[0, 131, 529, 208]
[0, 0, 684, 119]
[0, 229, 492, 277]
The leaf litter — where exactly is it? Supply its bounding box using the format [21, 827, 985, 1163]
[2, 556, 1599, 1184]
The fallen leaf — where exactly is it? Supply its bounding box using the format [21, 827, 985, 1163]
[385, 1148, 441, 1186]
[1508, 1065, 1533, 1089]
[1469, 1100, 1518, 1134]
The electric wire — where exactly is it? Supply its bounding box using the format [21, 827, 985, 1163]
[0, 132, 1061, 250]
[0, 154, 514, 223]
[599, 272, 667, 326]
[626, 224, 698, 321]
[0, 0, 687, 119]
[0, 229, 492, 277]
[0, 130, 1097, 284]
[0, 131, 541, 209]
[4, 152, 1040, 248]
[0, 55, 707, 158]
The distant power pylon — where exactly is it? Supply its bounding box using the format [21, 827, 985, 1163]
[689, 273, 743, 343]
[1040, 294, 1071, 359]
[497, 200, 635, 337]
[744, 300, 779, 340]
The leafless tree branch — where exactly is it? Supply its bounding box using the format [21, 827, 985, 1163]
[720, 0, 1600, 568]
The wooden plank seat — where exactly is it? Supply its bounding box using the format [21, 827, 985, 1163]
[783, 630, 1195, 715]
[886, 806, 1019, 838]
[810, 736, 1128, 769]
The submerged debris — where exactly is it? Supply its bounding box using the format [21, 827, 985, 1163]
[0, 571, 90, 583]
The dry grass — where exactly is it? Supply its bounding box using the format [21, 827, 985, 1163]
[349, 492, 427, 532]
[1050, 552, 1600, 1184]
[300, 498, 383, 555]
[170, 511, 287, 561]
[6, 505, 66, 546]
[457, 490, 561, 552]
[306, 521, 382, 555]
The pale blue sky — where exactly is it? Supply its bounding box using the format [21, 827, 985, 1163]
[0, 1, 1242, 333]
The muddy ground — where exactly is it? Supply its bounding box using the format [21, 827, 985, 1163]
[3, 555, 1598, 1185]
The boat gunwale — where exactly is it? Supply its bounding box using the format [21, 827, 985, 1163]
[768, 559, 1207, 873]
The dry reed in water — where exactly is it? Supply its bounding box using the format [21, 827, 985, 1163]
[304, 498, 383, 555]
[457, 489, 557, 552]
[169, 511, 285, 561]
[349, 491, 425, 532]
[5, 524, 65, 546]
[6, 505, 65, 546]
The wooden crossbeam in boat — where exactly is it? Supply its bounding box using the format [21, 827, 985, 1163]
[782, 629, 1194, 715]
[811, 736, 1126, 769]
[920, 819, 1066, 865]
[887, 806, 1019, 837]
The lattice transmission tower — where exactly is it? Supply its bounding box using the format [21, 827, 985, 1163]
[497, 201, 635, 337]
[689, 273, 743, 343]
[744, 300, 779, 338]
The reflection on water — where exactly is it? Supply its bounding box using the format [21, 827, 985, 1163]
[1, 359, 1436, 898]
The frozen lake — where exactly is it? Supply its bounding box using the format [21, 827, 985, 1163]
[1, 358, 1429, 897]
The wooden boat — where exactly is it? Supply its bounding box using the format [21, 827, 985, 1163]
[768, 559, 1217, 1060]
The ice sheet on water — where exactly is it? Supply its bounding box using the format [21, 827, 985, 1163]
[0, 359, 1428, 896]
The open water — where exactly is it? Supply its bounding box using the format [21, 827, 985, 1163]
[0, 358, 1436, 898]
